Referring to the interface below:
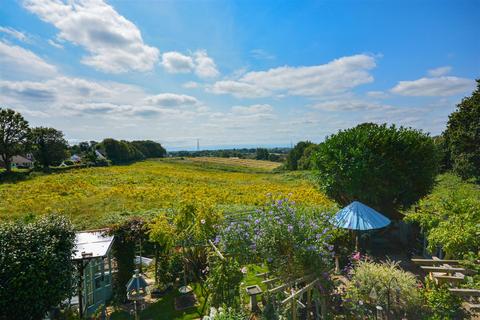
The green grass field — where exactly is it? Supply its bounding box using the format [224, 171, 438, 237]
[0, 158, 332, 228]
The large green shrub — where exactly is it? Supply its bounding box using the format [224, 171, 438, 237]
[0, 215, 75, 320]
[443, 79, 480, 181]
[313, 123, 438, 218]
[345, 260, 425, 317]
[405, 173, 480, 258]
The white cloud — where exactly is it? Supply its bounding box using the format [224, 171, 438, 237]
[48, 38, 64, 49]
[161, 52, 195, 73]
[391, 76, 475, 96]
[231, 104, 273, 115]
[0, 26, 29, 42]
[209, 54, 376, 98]
[160, 50, 219, 79]
[193, 50, 219, 78]
[428, 66, 452, 77]
[366, 91, 388, 99]
[22, 0, 159, 73]
[207, 80, 270, 98]
[144, 93, 199, 107]
[0, 41, 57, 80]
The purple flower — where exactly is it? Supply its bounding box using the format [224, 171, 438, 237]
[267, 257, 273, 263]
[316, 234, 321, 240]
[327, 244, 334, 251]
[287, 225, 293, 232]
[254, 219, 260, 224]
[214, 236, 221, 245]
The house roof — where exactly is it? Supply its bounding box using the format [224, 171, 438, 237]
[11, 155, 33, 163]
[72, 231, 114, 261]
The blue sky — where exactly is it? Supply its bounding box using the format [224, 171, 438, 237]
[0, 0, 479, 150]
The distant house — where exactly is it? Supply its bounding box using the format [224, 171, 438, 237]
[70, 154, 82, 163]
[95, 150, 106, 160]
[70, 231, 115, 318]
[0, 155, 34, 169]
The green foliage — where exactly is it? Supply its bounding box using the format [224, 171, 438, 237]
[443, 79, 480, 180]
[205, 257, 244, 307]
[255, 148, 270, 160]
[131, 140, 166, 158]
[423, 279, 464, 320]
[0, 108, 30, 172]
[313, 123, 439, 218]
[405, 173, 480, 258]
[297, 143, 319, 170]
[108, 216, 149, 301]
[285, 141, 314, 170]
[345, 260, 425, 317]
[0, 215, 75, 320]
[219, 198, 338, 280]
[30, 127, 69, 168]
[100, 138, 145, 164]
[203, 307, 247, 320]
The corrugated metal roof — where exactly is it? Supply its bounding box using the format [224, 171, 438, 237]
[72, 231, 114, 260]
[332, 201, 391, 230]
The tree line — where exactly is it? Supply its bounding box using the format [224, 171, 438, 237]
[0, 108, 167, 172]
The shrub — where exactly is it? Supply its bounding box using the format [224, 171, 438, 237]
[218, 198, 339, 280]
[202, 307, 247, 320]
[205, 257, 244, 307]
[345, 260, 424, 317]
[313, 123, 438, 218]
[405, 173, 480, 258]
[0, 215, 75, 320]
[423, 280, 464, 320]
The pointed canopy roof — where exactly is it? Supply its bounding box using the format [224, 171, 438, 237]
[332, 201, 391, 231]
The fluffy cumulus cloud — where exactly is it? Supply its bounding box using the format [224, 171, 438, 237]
[208, 54, 376, 98]
[161, 52, 195, 74]
[311, 99, 392, 112]
[0, 41, 57, 80]
[391, 76, 475, 96]
[22, 0, 159, 73]
[161, 50, 219, 78]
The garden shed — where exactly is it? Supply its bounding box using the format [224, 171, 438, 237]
[71, 230, 115, 318]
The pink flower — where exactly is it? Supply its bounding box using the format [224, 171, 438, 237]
[352, 252, 361, 261]
[241, 267, 248, 274]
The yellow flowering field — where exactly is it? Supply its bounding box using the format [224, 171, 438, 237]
[0, 159, 332, 228]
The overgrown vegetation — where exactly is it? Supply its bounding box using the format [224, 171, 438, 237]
[405, 173, 480, 258]
[0, 159, 331, 228]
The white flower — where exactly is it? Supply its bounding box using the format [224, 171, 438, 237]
[200, 219, 206, 224]
[241, 266, 248, 274]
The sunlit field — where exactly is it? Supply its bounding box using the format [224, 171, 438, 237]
[188, 156, 282, 171]
[0, 158, 332, 228]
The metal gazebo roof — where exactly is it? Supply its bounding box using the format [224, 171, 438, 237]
[332, 201, 391, 231]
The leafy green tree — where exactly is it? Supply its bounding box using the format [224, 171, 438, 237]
[0, 108, 30, 172]
[30, 127, 69, 169]
[298, 143, 319, 170]
[131, 140, 166, 158]
[255, 148, 269, 160]
[313, 123, 438, 218]
[0, 215, 75, 320]
[285, 141, 314, 170]
[100, 138, 145, 164]
[443, 79, 480, 180]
